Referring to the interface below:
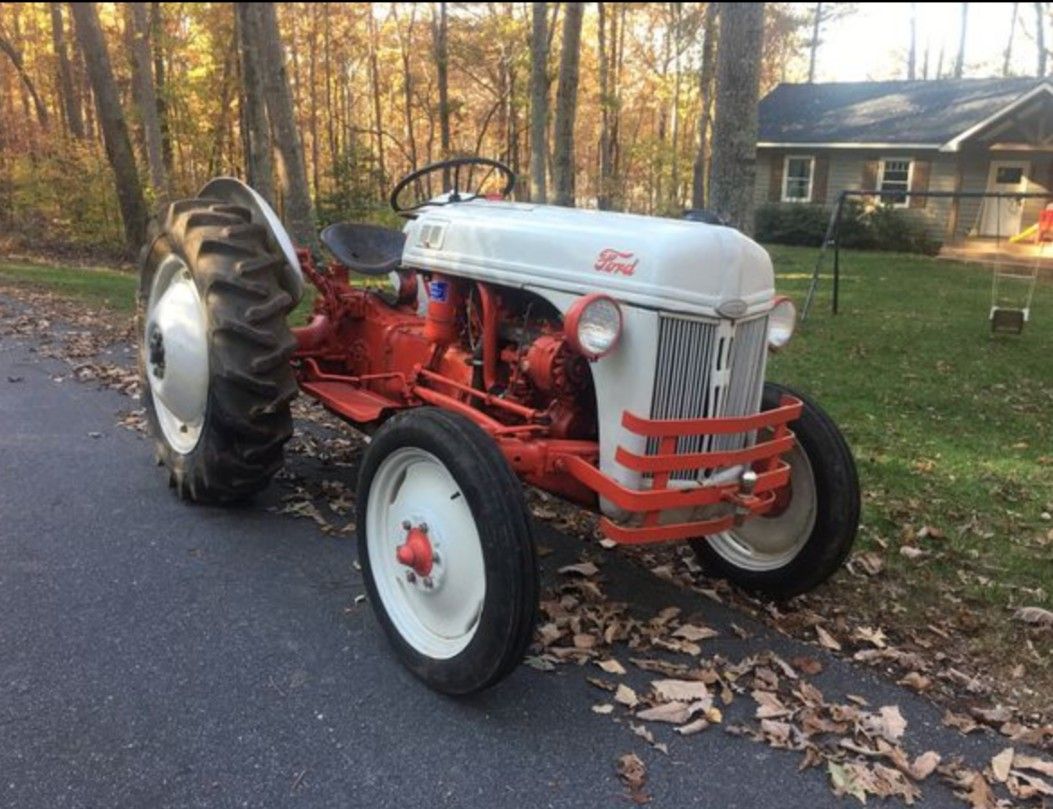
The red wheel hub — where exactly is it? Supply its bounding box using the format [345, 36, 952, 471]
[396, 524, 434, 577]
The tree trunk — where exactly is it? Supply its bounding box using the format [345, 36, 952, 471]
[552, 2, 583, 207]
[529, 2, 550, 202]
[50, 4, 84, 138]
[1036, 2, 1047, 77]
[235, 4, 274, 205]
[691, 2, 718, 209]
[0, 31, 49, 129]
[394, 5, 420, 181]
[149, 2, 173, 174]
[954, 3, 968, 78]
[69, 2, 149, 250]
[127, 3, 169, 201]
[433, 3, 452, 189]
[808, 2, 822, 83]
[368, 10, 387, 195]
[708, 1, 764, 234]
[908, 3, 917, 80]
[255, 2, 316, 247]
[597, 2, 611, 209]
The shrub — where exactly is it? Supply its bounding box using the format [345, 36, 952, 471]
[755, 199, 940, 255]
[754, 203, 829, 246]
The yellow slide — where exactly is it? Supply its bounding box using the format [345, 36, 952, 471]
[1010, 223, 1039, 244]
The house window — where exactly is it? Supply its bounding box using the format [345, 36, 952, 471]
[782, 156, 814, 202]
[879, 158, 913, 207]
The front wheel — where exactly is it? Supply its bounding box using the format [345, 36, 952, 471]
[356, 408, 538, 694]
[691, 382, 860, 598]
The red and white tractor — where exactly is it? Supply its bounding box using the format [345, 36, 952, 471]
[138, 158, 860, 694]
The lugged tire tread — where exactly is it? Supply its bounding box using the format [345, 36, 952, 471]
[138, 196, 298, 503]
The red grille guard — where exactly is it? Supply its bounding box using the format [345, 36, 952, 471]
[560, 395, 803, 545]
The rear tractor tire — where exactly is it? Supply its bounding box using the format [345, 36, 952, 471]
[138, 197, 299, 502]
[356, 408, 539, 695]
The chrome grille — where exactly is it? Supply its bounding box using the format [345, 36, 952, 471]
[648, 313, 769, 480]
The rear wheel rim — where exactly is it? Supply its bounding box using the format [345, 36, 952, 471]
[145, 255, 209, 455]
[366, 447, 486, 659]
[706, 443, 817, 572]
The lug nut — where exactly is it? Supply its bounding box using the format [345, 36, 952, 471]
[419, 522, 428, 534]
[423, 576, 434, 589]
[401, 520, 412, 531]
[432, 553, 441, 565]
[405, 571, 416, 584]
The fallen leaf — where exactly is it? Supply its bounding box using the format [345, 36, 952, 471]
[652, 679, 710, 703]
[672, 623, 718, 642]
[615, 683, 639, 709]
[899, 545, 927, 560]
[636, 701, 694, 724]
[752, 689, 790, 719]
[597, 658, 627, 676]
[791, 656, 824, 675]
[1015, 754, 1053, 777]
[854, 551, 884, 576]
[966, 772, 997, 809]
[909, 751, 940, 780]
[898, 671, 932, 692]
[592, 703, 614, 715]
[558, 561, 599, 577]
[573, 633, 597, 650]
[863, 705, 907, 743]
[943, 710, 981, 734]
[816, 625, 842, 651]
[991, 747, 1014, 783]
[1014, 606, 1053, 627]
[524, 656, 555, 672]
[828, 761, 867, 803]
[675, 717, 710, 736]
[616, 753, 650, 805]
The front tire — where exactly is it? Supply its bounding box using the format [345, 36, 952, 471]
[357, 408, 539, 695]
[691, 382, 860, 598]
[138, 198, 298, 502]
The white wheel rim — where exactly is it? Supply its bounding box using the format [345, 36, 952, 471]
[366, 448, 486, 659]
[706, 443, 817, 572]
[144, 255, 209, 455]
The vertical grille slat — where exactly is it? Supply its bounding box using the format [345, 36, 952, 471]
[648, 313, 769, 480]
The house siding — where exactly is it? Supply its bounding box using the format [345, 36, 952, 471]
[753, 148, 1053, 245]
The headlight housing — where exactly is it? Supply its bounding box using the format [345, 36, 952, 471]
[565, 293, 623, 360]
[768, 296, 796, 350]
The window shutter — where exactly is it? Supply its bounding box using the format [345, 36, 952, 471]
[910, 160, 931, 209]
[862, 159, 879, 191]
[811, 156, 829, 204]
[769, 152, 784, 202]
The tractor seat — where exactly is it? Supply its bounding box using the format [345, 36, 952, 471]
[320, 222, 406, 276]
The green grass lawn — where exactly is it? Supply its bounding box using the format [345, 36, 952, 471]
[0, 260, 138, 314]
[3, 248, 1050, 638]
[767, 246, 1052, 625]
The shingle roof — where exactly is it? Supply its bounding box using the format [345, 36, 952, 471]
[758, 78, 1047, 145]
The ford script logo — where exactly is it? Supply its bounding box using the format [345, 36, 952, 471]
[716, 299, 748, 318]
[594, 248, 638, 276]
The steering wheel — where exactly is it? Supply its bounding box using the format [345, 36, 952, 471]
[390, 157, 516, 215]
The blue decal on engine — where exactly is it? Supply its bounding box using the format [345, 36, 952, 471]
[430, 280, 449, 302]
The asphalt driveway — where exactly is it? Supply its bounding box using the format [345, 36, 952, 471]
[0, 314, 1020, 808]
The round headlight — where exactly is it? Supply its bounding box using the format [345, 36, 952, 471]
[565, 293, 623, 360]
[768, 296, 796, 350]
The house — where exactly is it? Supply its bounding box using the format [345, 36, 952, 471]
[754, 78, 1053, 247]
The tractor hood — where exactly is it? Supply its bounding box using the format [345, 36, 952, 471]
[401, 199, 774, 317]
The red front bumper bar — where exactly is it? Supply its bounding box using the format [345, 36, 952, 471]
[561, 395, 803, 545]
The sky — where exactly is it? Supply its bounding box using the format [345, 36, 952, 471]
[807, 3, 1044, 83]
